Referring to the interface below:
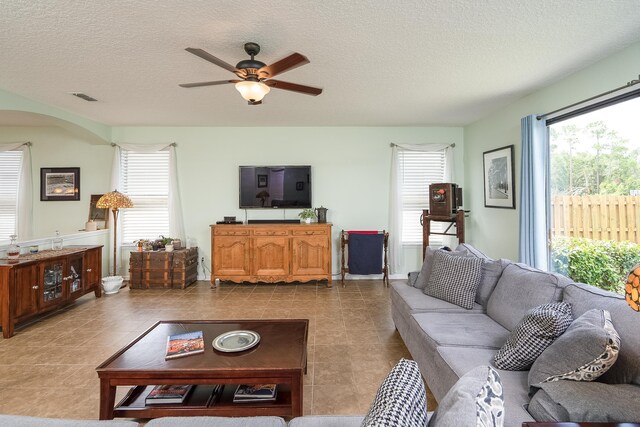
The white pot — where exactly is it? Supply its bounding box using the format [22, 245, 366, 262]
[102, 276, 123, 294]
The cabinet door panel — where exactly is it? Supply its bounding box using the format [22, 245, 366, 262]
[292, 236, 330, 276]
[14, 264, 38, 319]
[83, 247, 101, 292]
[253, 237, 289, 278]
[40, 259, 66, 308]
[67, 254, 84, 297]
[213, 237, 251, 276]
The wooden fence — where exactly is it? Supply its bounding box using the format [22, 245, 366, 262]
[551, 195, 640, 243]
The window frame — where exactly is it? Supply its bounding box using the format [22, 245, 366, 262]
[0, 150, 23, 240]
[397, 149, 446, 246]
[119, 150, 171, 243]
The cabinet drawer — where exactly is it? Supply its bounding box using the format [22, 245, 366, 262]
[253, 230, 289, 236]
[292, 229, 327, 236]
[214, 229, 249, 236]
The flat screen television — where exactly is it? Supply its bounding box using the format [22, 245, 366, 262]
[239, 166, 311, 209]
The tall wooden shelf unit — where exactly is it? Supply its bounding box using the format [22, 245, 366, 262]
[211, 223, 332, 286]
[421, 209, 465, 257]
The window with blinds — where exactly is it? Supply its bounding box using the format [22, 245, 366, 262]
[120, 150, 170, 243]
[0, 151, 22, 240]
[399, 150, 446, 245]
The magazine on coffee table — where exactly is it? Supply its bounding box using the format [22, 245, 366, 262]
[165, 330, 205, 359]
[233, 384, 277, 402]
[145, 385, 193, 405]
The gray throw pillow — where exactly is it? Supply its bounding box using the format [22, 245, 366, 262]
[529, 309, 620, 388]
[494, 302, 573, 371]
[428, 365, 504, 427]
[361, 359, 428, 427]
[424, 250, 483, 309]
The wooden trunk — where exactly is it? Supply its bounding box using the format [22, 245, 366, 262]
[129, 248, 198, 289]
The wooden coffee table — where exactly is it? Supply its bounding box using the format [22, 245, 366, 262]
[96, 319, 308, 420]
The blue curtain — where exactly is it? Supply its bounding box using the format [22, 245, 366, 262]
[519, 114, 549, 270]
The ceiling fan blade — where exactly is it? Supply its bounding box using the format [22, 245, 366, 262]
[258, 53, 309, 79]
[185, 48, 238, 73]
[179, 80, 240, 88]
[264, 79, 322, 96]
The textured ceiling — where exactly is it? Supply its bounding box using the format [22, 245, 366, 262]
[1, 0, 639, 127]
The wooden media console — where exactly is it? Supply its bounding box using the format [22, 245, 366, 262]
[210, 223, 332, 286]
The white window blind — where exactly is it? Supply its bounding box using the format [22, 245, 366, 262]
[0, 151, 22, 240]
[399, 150, 446, 244]
[120, 150, 170, 243]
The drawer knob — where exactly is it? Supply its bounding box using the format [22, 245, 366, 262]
[32, 285, 39, 290]
[86, 268, 92, 272]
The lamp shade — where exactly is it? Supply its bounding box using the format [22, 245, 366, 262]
[96, 190, 133, 210]
[235, 80, 270, 102]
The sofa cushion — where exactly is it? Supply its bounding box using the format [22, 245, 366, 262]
[487, 263, 569, 331]
[424, 250, 484, 309]
[146, 416, 286, 427]
[0, 415, 138, 427]
[287, 416, 366, 427]
[494, 303, 573, 371]
[433, 347, 533, 427]
[533, 381, 640, 422]
[476, 259, 510, 308]
[427, 365, 504, 427]
[454, 244, 510, 307]
[391, 282, 484, 314]
[529, 309, 620, 388]
[527, 388, 567, 422]
[408, 271, 420, 287]
[412, 312, 510, 349]
[361, 359, 429, 427]
[563, 282, 640, 385]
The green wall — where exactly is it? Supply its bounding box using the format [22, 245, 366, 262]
[3, 39, 639, 273]
[464, 41, 640, 260]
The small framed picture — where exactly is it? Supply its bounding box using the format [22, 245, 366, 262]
[483, 145, 515, 209]
[257, 174, 268, 188]
[88, 194, 109, 228]
[296, 181, 304, 191]
[40, 167, 80, 201]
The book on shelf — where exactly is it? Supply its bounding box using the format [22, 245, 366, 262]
[165, 330, 205, 360]
[145, 385, 193, 405]
[233, 384, 278, 402]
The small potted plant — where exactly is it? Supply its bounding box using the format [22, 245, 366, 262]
[298, 208, 317, 224]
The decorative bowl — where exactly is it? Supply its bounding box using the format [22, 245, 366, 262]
[102, 276, 123, 294]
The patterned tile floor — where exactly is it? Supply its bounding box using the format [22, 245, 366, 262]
[0, 279, 434, 420]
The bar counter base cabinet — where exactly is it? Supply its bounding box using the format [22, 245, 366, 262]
[0, 245, 103, 338]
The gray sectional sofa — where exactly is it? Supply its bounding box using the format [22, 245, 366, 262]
[392, 243, 640, 427]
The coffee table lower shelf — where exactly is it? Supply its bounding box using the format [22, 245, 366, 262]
[114, 384, 293, 418]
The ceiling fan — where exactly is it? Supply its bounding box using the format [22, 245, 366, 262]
[179, 42, 323, 105]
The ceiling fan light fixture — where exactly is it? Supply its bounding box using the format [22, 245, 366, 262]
[235, 80, 270, 102]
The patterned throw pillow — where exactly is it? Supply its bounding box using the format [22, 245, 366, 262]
[428, 365, 504, 427]
[494, 302, 573, 371]
[361, 359, 429, 427]
[529, 309, 620, 387]
[424, 250, 483, 309]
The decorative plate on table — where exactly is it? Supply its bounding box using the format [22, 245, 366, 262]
[212, 330, 260, 352]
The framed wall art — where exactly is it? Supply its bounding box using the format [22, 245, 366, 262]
[257, 174, 268, 188]
[40, 167, 80, 201]
[483, 145, 515, 209]
[88, 194, 109, 228]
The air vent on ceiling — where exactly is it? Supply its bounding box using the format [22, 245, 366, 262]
[70, 92, 98, 102]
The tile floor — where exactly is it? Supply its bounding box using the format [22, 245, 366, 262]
[0, 279, 434, 420]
